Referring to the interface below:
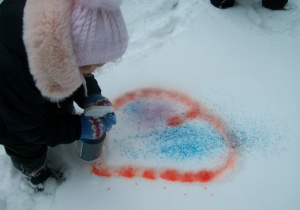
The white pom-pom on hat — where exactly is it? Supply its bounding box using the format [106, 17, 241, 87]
[74, 0, 122, 10]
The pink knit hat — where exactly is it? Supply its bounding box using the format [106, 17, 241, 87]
[71, 0, 128, 67]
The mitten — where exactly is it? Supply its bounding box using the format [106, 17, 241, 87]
[80, 94, 116, 142]
[103, 113, 117, 125]
[84, 94, 113, 108]
[80, 115, 108, 141]
[83, 94, 116, 123]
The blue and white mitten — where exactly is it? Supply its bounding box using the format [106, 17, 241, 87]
[80, 115, 108, 141]
[80, 94, 117, 142]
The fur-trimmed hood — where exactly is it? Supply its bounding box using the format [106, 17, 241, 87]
[23, 0, 82, 102]
[23, 0, 124, 102]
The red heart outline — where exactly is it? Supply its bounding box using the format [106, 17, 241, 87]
[92, 88, 240, 183]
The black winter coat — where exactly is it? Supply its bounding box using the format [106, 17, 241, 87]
[0, 0, 101, 147]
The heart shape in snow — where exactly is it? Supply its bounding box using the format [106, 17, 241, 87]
[92, 88, 240, 183]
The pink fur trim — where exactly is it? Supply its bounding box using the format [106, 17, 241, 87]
[23, 0, 82, 102]
[74, 0, 122, 10]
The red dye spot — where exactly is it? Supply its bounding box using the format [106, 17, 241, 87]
[107, 188, 110, 191]
[92, 167, 111, 177]
[181, 172, 194, 183]
[186, 109, 200, 119]
[166, 115, 185, 126]
[194, 170, 215, 183]
[164, 187, 166, 189]
[119, 167, 135, 178]
[126, 93, 136, 102]
[160, 170, 181, 182]
[143, 169, 156, 180]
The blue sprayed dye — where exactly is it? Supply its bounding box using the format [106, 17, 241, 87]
[155, 123, 226, 161]
[114, 98, 229, 162]
[119, 122, 228, 162]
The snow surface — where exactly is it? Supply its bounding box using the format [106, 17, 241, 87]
[1, 0, 300, 209]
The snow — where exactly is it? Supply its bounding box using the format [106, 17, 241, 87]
[1, 0, 300, 209]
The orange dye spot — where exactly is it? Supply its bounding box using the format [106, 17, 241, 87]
[181, 172, 194, 183]
[166, 115, 185, 127]
[194, 170, 215, 183]
[142, 169, 156, 180]
[127, 93, 136, 102]
[119, 167, 135, 178]
[186, 109, 200, 119]
[160, 170, 181, 182]
[92, 167, 111, 177]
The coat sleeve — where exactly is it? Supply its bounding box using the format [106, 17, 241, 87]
[0, 0, 83, 147]
[72, 74, 102, 108]
[0, 45, 82, 147]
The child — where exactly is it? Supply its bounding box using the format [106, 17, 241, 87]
[0, 0, 128, 191]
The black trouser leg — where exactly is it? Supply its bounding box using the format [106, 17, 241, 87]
[210, 0, 235, 9]
[262, 0, 288, 10]
[4, 142, 47, 175]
